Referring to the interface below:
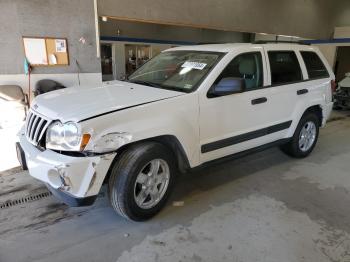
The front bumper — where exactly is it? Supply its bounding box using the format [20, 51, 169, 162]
[18, 128, 116, 205]
[46, 184, 97, 207]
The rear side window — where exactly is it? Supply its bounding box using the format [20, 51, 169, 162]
[300, 51, 329, 79]
[268, 51, 302, 85]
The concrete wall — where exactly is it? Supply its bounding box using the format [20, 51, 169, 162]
[98, 0, 335, 39]
[333, 0, 350, 27]
[100, 19, 251, 44]
[100, 19, 250, 81]
[0, 0, 101, 91]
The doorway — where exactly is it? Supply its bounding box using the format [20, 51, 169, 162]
[125, 44, 151, 76]
[100, 42, 173, 81]
[101, 44, 114, 81]
[335, 46, 350, 82]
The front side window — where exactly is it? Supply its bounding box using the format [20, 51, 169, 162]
[214, 52, 264, 90]
[268, 51, 302, 85]
[128, 51, 223, 92]
[300, 51, 329, 79]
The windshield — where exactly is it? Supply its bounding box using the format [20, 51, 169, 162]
[128, 51, 223, 92]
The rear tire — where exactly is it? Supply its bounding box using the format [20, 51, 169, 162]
[108, 142, 176, 221]
[281, 113, 320, 158]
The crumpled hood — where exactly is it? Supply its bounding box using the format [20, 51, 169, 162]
[32, 81, 184, 122]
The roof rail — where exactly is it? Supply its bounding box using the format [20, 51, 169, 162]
[253, 40, 310, 45]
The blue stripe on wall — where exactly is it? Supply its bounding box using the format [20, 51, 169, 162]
[100, 36, 196, 45]
[303, 38, 350, 44]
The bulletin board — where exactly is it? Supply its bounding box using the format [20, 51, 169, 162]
[23, 37, 69, 66]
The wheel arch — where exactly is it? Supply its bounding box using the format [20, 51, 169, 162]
[302, 105, 323, 126]
[287, 104, 323, 138]
[104, 135, 191, 183]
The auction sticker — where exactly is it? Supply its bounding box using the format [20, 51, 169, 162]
[181, 61, 207, 70]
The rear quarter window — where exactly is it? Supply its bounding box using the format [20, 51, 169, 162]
[268, 51, 303, 85]
[300, 51, 329, 79]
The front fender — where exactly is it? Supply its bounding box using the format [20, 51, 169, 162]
[80, 94, 200, 167]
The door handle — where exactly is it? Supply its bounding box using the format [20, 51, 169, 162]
[251, 97, 267, 105]
[297, 89, 309, 95]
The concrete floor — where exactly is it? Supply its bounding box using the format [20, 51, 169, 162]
[0, 111, 350, 262]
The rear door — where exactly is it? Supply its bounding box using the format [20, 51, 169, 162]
[262, 45, 309, 135]
[298, 50, 333, 109]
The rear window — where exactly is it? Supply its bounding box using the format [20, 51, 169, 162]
[268, 51, 303, 85]
[300, 51, 329, 79]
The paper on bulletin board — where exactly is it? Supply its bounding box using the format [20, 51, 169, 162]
[46, 38, 69, 65]
[55, 39, 66, 53]
[23, 38, 48, 65]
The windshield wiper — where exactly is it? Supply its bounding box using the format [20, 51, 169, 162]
[129, 79, 188, 93]
[129, 80, 162, 88]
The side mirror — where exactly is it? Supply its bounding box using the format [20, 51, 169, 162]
[209, 77, 245, 97]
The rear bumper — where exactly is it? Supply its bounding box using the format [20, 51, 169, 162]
[322, 102, 333, 127]
[18, 127, 116, 203]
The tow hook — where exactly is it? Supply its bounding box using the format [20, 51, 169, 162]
[55, 164, 72, 191]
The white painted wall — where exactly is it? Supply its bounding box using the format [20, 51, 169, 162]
[254, 33, 306, 42]
[334, 27, 350, 38]
[316, 45, 337, 69]
[114, 43, 126, 80]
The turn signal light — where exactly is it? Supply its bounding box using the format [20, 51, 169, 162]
[80, 134, 91, 151]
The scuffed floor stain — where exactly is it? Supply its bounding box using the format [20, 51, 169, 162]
[116, 195, 350, 262]
[0, 167, 23, 177]
[282, 152, 350, 191]
[0, 200, 88, 236]
[0, 185, 30, 197]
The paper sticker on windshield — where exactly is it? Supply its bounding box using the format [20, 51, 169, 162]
[181, 61, 207, 70]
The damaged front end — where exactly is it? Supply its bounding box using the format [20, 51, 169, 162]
[18, 127, 116, 206]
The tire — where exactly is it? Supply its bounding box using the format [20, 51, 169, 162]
[281, 112, 320, 158]
[108, 142, 176, 221]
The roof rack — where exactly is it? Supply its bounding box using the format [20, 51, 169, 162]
[253, 40, 310, 45]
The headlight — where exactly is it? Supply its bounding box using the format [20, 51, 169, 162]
[46, 121, 90, 151]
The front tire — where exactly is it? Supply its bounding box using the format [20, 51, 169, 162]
[108, 142, 176, 221]
[281, 113, 320, 158]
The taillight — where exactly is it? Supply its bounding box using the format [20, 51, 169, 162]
[331, 80, 336, 93]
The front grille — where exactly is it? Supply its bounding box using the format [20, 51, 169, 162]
[25, 110, 51, 146]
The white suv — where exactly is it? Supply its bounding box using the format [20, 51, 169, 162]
[17, 43, 334, 221]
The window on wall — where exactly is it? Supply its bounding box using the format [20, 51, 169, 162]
[300, 51, 329, 79]
[268, 51, 302, 85]
[215, 52, 263, 90]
